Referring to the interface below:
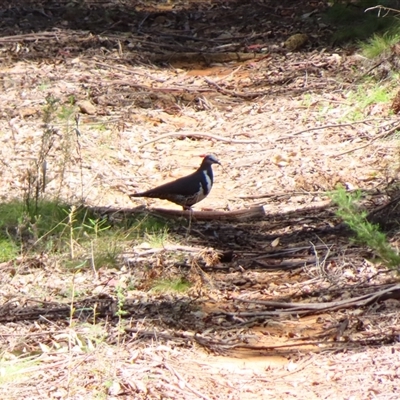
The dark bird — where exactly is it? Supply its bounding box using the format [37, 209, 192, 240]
[130, 154, 221, 210]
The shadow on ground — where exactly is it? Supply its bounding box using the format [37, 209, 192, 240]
[0, 198, 399, 357]
[1, 0, 331, 64]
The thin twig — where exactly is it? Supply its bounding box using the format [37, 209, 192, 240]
[364, 5, 400, 16]
[334, 122, 400, 157]
[164, 362, 212, 400]
[92, 60, 149, 77]
[230, 283, 400, 316]
[239, 190, 326, 199]
[137, 132, 258, 148]
[204, 77, 267, 98]
[275, 119, 384, 142]
[216, 65, 243, 82]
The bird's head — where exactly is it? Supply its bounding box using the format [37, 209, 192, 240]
[200, 154, 221, 166]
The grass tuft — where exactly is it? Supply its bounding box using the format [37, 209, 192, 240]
[0, 197, 172, 273]
[360, 33, 400, 58]
[151, 277, 191, 293]
[329, 185, 400, 268]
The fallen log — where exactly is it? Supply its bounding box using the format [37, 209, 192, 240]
[150, 205, 266, 221]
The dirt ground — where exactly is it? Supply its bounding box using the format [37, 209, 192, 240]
[1, 0, 400, 399]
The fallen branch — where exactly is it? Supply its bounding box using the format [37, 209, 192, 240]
[137, 132, 258, 148]
[364, 5, 400, 16]
[203, 77, 268, 98]
[163, 362, 212, 400]
[252, 244, 335, 259]
[127, 245, 233, 264]
[225, 284, 400, 317]
[131, 244, 210, 256]
[92, 60, 149, 77]
[274, 118, 382, 142]
[367, 192, 400, 222]
[151, 51, 263, 65]
[253, 257, 317, 270]
[334, 121, 400, 157]
[231, 338, 389, 352]
[100, 79, 213, 93]
[239, 190, 325, 199]
[0, 30, 80, 43]
[151, 206, 265, 221]
[264, 200, 333, 218]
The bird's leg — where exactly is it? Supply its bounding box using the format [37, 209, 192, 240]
[183, 206, 193, 238]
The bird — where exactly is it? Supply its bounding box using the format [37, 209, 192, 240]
[130, 154, 221, 210]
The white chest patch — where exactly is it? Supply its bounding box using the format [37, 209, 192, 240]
[195, 173, 212, 203]
[186, 171, 214, 207]
[203, 172, 212, 193]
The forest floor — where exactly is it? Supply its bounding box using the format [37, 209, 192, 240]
[1, 0, 400, 399]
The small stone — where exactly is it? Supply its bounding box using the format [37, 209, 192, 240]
[77, 100, 96, 115]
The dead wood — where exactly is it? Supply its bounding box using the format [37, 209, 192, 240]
[334, 121, 400, 157]
[227, 284, 400, 317]
[252, 244, 334, 259]
[253, 256, 318, 270]
[137, 132, 258, 148]
[129, 244, 233, 264]
[0, 30, 80, 43]
[367, 191, 400, 229]
[204, 77, 268, 98]
[150, 51, 263, 64]
[239, 190, 325, 199]
[151, 205, 266, 220]
[274, 118, 382, 142]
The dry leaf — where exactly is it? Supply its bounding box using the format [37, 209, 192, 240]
[108, 381, 122, 396]
[271, 237, 280, 247]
